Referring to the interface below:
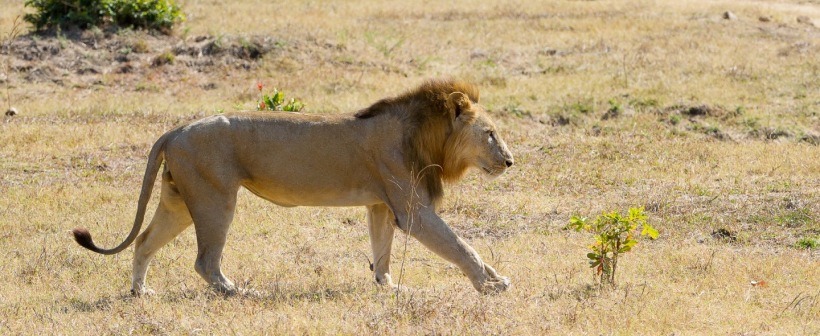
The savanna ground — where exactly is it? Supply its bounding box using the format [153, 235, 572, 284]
[1, 0, 819, 334]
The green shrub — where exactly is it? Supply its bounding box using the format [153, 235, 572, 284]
[24, 0, 184, 33]
[567, 207, 658, 287]
[111, 0, 184, 32]
[24, 0, 106, 30]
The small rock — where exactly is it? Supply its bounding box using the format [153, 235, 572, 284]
[758, 16, 772, 22]
[470, 49, 488, 59]
[784, 198, 804, 210]
[77, 67, 100, 75]
[711, 228, 737, 242]
[682, 105, 714, 116]
[116, 64, 134, 74]
[723, 11, 737, 20]
[5, 107, 18, 116]
[601, 107, 635, 120]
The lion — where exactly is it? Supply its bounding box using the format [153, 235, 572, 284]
[72, 78, 515, 295]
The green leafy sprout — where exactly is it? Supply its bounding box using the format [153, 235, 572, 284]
[256, 83, 305, 112]
[567, 207, 658, 287]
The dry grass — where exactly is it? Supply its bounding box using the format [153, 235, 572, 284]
[1, 0, 819, 334]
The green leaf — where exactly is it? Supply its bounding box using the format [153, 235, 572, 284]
[629, 207, 647, 221]
[641, 224, 659, 239]
[589, 244, 602, 253]
[272, 90, 284, 106]
[586, 252, 599, 260]
[291, 100, 305, 112]
[263, 95, 274, 111]
[567, 216, 587, 231]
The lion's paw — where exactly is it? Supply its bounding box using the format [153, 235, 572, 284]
[236, 287, 263, 298]
[209, 281, 239, 296]
[131, 287, 156, 297]
[478, 276, 511, 295]
[386, 283, 409, 293]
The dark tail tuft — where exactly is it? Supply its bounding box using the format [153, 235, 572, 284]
[72, 228, 100, 253]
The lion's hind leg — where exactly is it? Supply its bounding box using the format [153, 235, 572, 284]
[132, 173, 193, 296]
[178, 182, 240, 295]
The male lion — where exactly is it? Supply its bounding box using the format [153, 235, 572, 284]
[73, 79, 514, 295]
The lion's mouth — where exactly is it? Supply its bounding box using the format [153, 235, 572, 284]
[481, 166, 505, 176]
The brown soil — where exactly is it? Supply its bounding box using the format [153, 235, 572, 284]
[1, 29, 279, 88]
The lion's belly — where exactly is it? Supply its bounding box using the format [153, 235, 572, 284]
[242, 183, 382, 207]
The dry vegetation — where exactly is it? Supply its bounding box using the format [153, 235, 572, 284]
[1, 0, 819, 334]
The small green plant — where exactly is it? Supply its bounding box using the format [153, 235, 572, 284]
[607, 98, 623, 115]
[151, 51, 175, 66]
[567, 207, 658, 287]
[566, 100, 593, 115]
[795, 237, 818, 249]
[735, 105, 746, 115]
[502, 103, 531, 118]
[629, 97, 660, 112]
[256, 83, 305, 112]
[669, 114, 682, 125]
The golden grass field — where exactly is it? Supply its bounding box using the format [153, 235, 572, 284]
[1, 0, 819, 334]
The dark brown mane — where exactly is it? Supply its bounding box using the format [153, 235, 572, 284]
[355, 79, 480, 208]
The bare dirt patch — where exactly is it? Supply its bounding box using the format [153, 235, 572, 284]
[1, 30, 280, 88]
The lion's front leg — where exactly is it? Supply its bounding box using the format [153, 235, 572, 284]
[396, 208, 510, 294]
[367, 203, 397, 288]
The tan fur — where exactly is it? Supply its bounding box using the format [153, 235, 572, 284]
[355, 79, 481, 207]
[73, 78, 515, 295]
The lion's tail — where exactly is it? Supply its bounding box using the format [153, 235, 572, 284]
[72, 129, 175, 255]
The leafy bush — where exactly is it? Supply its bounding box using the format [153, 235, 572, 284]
[567, 207, 658, 287]
[256, 83, 305, 112]
[110, 0, 184, 32]
[24, 0, 184, 33]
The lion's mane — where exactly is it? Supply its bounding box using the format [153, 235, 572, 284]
[354, 79, 481, 207]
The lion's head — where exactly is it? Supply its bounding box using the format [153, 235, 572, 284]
[356, 79, 514, 207]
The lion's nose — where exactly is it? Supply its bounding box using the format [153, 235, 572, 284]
[505, 159, 513, 168]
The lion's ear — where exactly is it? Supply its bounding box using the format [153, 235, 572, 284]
[447, 92, 474, 120]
